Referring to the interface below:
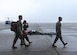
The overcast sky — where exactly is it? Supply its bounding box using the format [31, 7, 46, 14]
[0, 0, 77, 23]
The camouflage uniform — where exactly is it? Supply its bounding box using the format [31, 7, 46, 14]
[12, 21, 25, 47]
[53, 22, 65, 45]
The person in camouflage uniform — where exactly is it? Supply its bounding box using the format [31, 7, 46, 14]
[23, 20, 32, 45]
[12, 15, 29, 49]
[52, 17, 68, 47]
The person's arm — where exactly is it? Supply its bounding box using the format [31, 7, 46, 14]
[17, 21, 23, 35]
[26, 23, 29, 28]
[56, 23, 61, 34]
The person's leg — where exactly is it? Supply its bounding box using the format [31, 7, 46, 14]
[12, 34, 18, 49]
[20, 35, 30, 47]
[20, 36, 25, 45]
[25, 35, 29, 41]
[60, 35, 68, 46]
[52, 36, 58, 47]
[25, 35, 32, 44]
[60, 35, 65, 45]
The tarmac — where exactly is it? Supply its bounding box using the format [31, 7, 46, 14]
[0, 23, 77, 55]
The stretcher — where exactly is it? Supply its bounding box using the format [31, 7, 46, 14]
[26, 30, 56, 37]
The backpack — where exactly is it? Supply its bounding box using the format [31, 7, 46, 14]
[10, 21, 17, 32]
